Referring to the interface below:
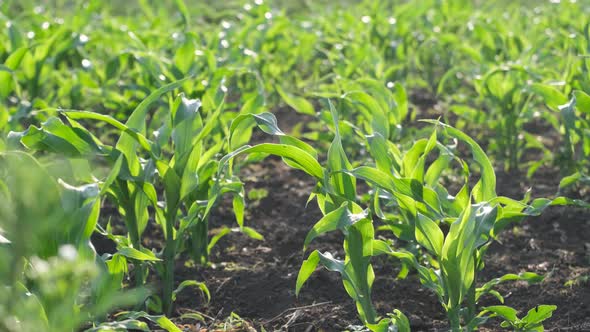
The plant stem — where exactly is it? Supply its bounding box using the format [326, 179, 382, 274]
[509, 113, 518, 172]
[448, 306, 462, 332]
[192, 219, 209, 265]
[128, 208, 145, 286]
[466, 278, 477, 325]
[360, 292, 377, 325]
[119, 181, 145, 288]
[162, 208, 177, 316]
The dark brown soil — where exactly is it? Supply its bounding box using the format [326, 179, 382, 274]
[92, 98, 590, 331]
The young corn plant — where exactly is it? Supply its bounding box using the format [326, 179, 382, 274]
[476, 65, 535, 172]
[0, 151, 145, 332]
[481, 305, 557, 332]
[350, 120, 586, 330]
[7, 81, 186, 297]
[7, 79, 259, 315]
[529, 84, 590, 190]
[221, 105, 410, 331]
[560, 91, 590, 189]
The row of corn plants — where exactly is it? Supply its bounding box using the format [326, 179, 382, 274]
[2, 75, 268, 329]
[220, 92, 588, 330]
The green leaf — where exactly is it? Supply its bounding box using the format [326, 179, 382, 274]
[63, 111, 153, 153]
[241, 226, 264, 240]
[115, 312, 181, 332]
[559, 172, 584, 190]
[179, 144, 201, 201]
[100, 155, 124, 196]
[232, 189, 245, 227]
[350, 166, 396, 193]
[296, 250, 321, 296]
[58, 179, 101, 242]
[391, 309, 411, 332]
[229, 112, 285, 149]
[477, 272, 544, 301]
[230, 112, 321, 173]
[410, 131, 438, 182]
[393, 83, 408, 123]
[402, 139, 427, 179]
[240, 94, 265, 114]
[573, 90, 590, 115]
[530, 83, 567, 110]
[175, 0, 191, 27]
[159, 163, 182, 225]
[221, 143, 323, 179]
[343, 91, 388, 138]
[117, 247, 161, 261]
[206, 227, 231, 254]
[344, 218, 377, 323]
[296, 250, 348, 297]
[415, 213, 444, 257]
[525, 196, 590, 215]
[174, 36, 194, 73]
[171, 96, 202, 164]
[482, 305, 518, 322]
[13, 117, 101, 157]
[366, 319, 392, 332]
[0, 47, 28, 98]
[424, 120, 496, 202]
[327, 101, 356, 200]
[350, 166, 425, 204]
[367, 133, 393, 173]
[276, 85, 315, 115]
[86, 319, 150, 331]
[278, 135, 318, 159]
[425, 149, 452, 187]
[441, 204, 497, 308]
[172, 280, 210, 303]
[304, 203, 364, 249]
[179, 313, 205, 322]
[117, 78, 189, 175]
[522, 305, 557, 326]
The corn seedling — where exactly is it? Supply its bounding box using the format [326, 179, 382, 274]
[474, 66, 534, 171]
[222, 105, 411, 331]
[555, 92, 590, 190]
[350, 120, 588, 330]
[7, 79, 263, 315]
[481, 305, 557, 332]
[0, 151, 146, 332]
